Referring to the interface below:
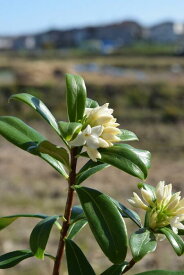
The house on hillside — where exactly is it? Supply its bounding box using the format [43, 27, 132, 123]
[0, 37, 13, 50]
[148, 22, 184, 43]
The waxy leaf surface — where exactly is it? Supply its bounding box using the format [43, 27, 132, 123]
[160, 227, 184, 256]
[65, 239, 95, 275]
[130, 228, 157, 261]
[75, 186, 128, 264]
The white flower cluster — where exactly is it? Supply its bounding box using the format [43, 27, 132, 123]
[70, 103, 121, 161]
[128, 181, 184, 234]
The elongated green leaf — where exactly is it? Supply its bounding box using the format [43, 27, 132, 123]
[40, 153, 68, 178]
[100, 263, 128, 275]
[130, 228, 157, 262]
[98, 144, 151, 180]
[75, 186, 128, 264]
[76, 160, 109, 185]
[0, 250, 33, 269]
[10, 93, 60, 135]
[0, 214, 48, 231]
[38, 140, 69, 168]
[65, 239, 95, 275]
[118, 129, 139, 142]
[68, 219, 87, 240]
[66, 74, 87, 122]
[58, 121, 82, 141]
[0, 116, 45, 151]
[0, 116, 68, 178]
[111, 199, 142, 227]
[30, 216, 59, 259]
[160, 227, 184, 256]
[135, 271, 184, 275]
[68, 206, 87, 239]
[86, 98, 99, 108]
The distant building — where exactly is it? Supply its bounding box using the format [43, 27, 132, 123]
[0, 37, 13, 50]
[148, 22, 184, 43]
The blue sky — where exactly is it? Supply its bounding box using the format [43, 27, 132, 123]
[0, 0, 183, 35]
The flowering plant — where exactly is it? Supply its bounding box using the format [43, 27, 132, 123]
[0, 74, 183, 275]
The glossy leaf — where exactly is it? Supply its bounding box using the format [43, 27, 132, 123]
[68, 206, 87, 239]
[38, 140, 69, 168]
[65, 239, 95, 275]
[76, 160, 109, 185]
[118, 129, 139, 142]
[86, 98, 99, 108]
[68, 219, 87, 240]
[0, 116, 68, 178]
[66, 74, 87, 122]
[30, 216, 59, 259]
[111, 199, 142, 227]
[75, 186, 128, 264]
[135, 271, 184, 275]
[98, 144, 151, 180]
[0, 214, 48, 231]
[58, 121, 82, 141]
[40, 153, 68, 178]
[10, 93, 60, 135]
[130, 228, 157, 262]
[100, 263, 128, 275]
[160, 227, 184, 256]
[0, 250, 33, 269]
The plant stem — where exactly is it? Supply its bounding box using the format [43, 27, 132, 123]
[52, 147, 78, 275]
[122, 258, 136, 274]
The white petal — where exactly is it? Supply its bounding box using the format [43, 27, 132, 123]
[98, 138, 109, 148]
[133, 192, 148, 210]
[91, 125, 104, 137]
[141, 189, 153, 205]
[155, 181, 165, 202]
[83, 125, 91, 135]
[86, 147, 101, 162]
[70, 132, 86, 147]
[86, 136, 100, 148]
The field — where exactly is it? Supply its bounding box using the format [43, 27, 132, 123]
[0, 53, 184, 274]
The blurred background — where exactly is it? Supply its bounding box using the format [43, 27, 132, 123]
[0, 0, 184, 274]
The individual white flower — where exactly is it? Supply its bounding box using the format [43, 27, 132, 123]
[85, 103, 121, 146]
[128, 181, 184, 234]
[70, 125, 108, 162]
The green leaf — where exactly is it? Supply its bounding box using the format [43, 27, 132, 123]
[85, 98, 99, 108]
[0, 116, 68, 178]
[68, 206, 87, 239]
[111, 199, 142, 228]
[135, 271, 184, 275]
[76, 160, 109, 185]
[0, 116, 45, 152]
[130, 228, 157, 262]
[118, 129, 139, 142]
[30, 216, 59, 259]
[40, 153, 68, 178]
[38, 140, 69, 168]
[0, 250, 33, 269]
[10, 93, 60, 135]
[66, 74, 87, 122]
[98, 144, 151, 180]
[65, 239, 95, 275]
[68, 219, 87, 240]
[100, 263, 128, 275]
[75, 186, 128, 264]
[160, 227, 184, 256]
[0, 214, 48, 231]
[58, 121, 82, 141]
